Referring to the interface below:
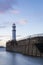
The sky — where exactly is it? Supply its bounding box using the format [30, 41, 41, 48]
[0, 0, 43, 46]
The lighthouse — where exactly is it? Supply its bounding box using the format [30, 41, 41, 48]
[12, 23, 16, 41]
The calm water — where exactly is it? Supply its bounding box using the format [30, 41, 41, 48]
[0, 48, 43, 65]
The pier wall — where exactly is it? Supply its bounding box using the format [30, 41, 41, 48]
[6, 36, 43, 57]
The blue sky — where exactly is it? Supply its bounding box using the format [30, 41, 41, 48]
[0, 0, 43, 46]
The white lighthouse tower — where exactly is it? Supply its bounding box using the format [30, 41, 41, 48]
[12, 23, 16, 41]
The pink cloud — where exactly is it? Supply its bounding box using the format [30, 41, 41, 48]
[10, 10, 20, 14]
[0, 11, 4, 14]
[0, 0, 16, 13]
[18, 20, 28, 25]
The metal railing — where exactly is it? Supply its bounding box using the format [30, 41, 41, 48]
[17, 33, 43, 41]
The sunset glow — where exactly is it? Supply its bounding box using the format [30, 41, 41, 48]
[0, 0, 43, 46]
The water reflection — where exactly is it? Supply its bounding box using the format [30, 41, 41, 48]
[0, 48, 43, 65]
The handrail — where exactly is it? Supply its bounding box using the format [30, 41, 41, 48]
[17, 33, 43, 41]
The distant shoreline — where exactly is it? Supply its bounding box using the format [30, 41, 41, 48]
[0, 46, 5, 48]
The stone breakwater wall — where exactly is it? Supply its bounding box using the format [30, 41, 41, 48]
[6, 36, 43, 57]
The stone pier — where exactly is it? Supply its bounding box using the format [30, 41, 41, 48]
[6, 36, 43, 57]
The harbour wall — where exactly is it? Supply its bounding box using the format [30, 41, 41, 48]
[6, 36, 43, 57]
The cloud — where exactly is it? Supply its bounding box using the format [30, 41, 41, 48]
[0, 21, 15, 29]
[17, 35, 21, 37]
[0, 25, 6, 28]
[18, 20, 28, 25]
[10, 10, 20, 14]
[0, 11, 4, 13]
[0, 35, 10, 37]
[0, 21, 10, 28]
[0, 0, 16, 12]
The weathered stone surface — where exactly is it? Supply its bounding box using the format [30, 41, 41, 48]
[6, 36, 43, 57]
